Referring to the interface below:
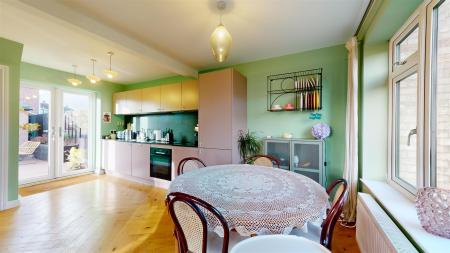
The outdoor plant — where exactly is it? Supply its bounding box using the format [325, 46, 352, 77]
[237, 130, 261, 163]
[67, 147, 85, 170]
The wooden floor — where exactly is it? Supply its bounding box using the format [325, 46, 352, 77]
[0, 175, 360, 252]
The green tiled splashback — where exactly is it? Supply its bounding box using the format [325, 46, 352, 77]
[125, 112, 198, 144]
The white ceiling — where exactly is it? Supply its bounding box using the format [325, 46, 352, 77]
[0, 0, 369, 84]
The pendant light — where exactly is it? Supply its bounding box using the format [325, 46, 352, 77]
[86, 59, 101, 84]
[210, 0, 232, 63]
[103, 51, 118, 79]
[67, 65, 82, 86]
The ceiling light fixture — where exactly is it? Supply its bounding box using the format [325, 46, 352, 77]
[67, 65, 82, 86]
[86, 59, 101, 84]
[103, 51, 118, 79]
[210, 0, 232, 63]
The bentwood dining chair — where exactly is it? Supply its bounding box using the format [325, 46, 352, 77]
[290, 179, 348, 250]
[246, 154, 281, 168]
[167, 192, 245, 253]
[177, 157, 207, 176]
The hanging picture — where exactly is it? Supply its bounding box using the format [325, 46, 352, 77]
[103, 112, 111, 123]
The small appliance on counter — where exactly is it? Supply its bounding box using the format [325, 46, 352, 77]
[153, 129, 162, 141]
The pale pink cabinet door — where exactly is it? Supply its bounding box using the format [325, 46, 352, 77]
[115, 141, 132, 176]
[131, 143, 150, 179]
[198, 69, 232, 149]
[102, 140, 116, 172]
[172, 147, 199, 176]
[198, 148, 232, 166]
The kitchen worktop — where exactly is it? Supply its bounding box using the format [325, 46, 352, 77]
[103, 138, 198, 148]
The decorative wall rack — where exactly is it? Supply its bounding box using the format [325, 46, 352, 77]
[267, 68, 322, 112]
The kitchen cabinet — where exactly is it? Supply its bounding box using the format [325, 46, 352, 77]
[126, 89, 142, 114]
[161, 83, 182, 112]
[181, 80, 199, 110]
[172, 146, 199, 175]
[142, 86, 161, 112]
[114, 141, 132, 176]
[198, 68, 247, 164]
[113, 92, 128, 114]
[101, 140, 116, 172]
[131, 143, 150, 179]
[198, 148, 232, 166]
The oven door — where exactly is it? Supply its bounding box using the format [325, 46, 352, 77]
[150, 148, 172, 181]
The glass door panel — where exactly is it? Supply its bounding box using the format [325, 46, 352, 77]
[61, 91, 94, 175]
[291, 142, 322, 185]
[18, 86, 53, 183]
[265, 141, 290, 170]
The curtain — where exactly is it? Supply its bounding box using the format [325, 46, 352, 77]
[342, 37, 359, 223]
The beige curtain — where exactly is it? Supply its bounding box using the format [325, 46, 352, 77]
[342, 37, 358, 222]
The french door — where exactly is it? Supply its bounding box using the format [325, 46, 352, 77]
[18, 85, 95, 184]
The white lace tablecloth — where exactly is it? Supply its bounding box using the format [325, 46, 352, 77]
[168, 164, 329, 237]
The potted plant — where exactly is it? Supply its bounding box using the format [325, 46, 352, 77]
[237, 130, 261, 163]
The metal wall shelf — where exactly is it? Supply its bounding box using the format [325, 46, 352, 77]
[267, 68, 323, 112]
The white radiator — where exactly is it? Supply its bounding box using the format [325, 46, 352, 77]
[356, 193, 418, 253]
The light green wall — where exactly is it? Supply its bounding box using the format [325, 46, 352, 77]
[358, 0, 423, 180]
[20, 62, 126, 136]
[233, 45, 348, 183]
[0, 37, 23, 201]
[361, 42, 389, 180]
[124, 75, 194, 91]
[126, 45, 349, 183]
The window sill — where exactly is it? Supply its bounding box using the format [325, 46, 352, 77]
[361, 179, 450, 253]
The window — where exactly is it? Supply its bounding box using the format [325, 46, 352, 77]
[430, 0, 450, 190]
[389, 0, 450, 195]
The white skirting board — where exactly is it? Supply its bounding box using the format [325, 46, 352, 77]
[356, 193, 418, 253]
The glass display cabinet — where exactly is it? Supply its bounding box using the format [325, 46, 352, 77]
[264, 138, 326, 186]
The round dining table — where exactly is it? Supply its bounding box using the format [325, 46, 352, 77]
[168, 164, 329, 237]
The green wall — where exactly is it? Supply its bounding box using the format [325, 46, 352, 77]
[233, 45, 348, 183]
[358, 0, 423, 180]
[130, 45, 348, 183]
[0, 37, 23, 201]
[20, 62, 125, 136]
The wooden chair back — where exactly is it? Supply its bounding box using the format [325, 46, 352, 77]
[177, 157, 206, 176]
[167, 192, 230, 253]
[320, 179, 348, 250]
[246, 154, 281, 168]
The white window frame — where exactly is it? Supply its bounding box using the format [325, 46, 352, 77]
[388, 0, 447, 197]
[388, 6, 427, 198]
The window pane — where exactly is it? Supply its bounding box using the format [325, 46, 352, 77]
[396, 26, 419, 64]
[395, 73, 418, 187]
[432, 0, 450, 189]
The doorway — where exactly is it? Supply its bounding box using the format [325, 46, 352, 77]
[18, 84, 95, 184]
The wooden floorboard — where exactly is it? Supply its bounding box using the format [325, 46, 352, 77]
[0, 175, 360, 252]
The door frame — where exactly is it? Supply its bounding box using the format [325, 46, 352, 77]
[56, 88, 96, 177]
[0, 65, 15, 210]
[18, 80, 97, 184]
[18, 84, 56, 185]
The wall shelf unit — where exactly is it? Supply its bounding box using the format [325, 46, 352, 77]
[267, 68, 322, 112]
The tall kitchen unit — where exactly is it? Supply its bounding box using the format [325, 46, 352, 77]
[198, 68, 247, 165]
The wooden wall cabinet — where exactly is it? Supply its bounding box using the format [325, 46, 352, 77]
[161, 83, 182, 112]
[198, 68, 247, 165]
[131, 143, 150, 179]
[181, 80, 199, 110]
[141, 86, 161, 112]
[126, 89, 142, 114]
[113, 92, 128, 114]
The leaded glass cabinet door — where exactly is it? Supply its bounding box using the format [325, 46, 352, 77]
[264, 139, 291, 170]
[291, 140, 324, 186]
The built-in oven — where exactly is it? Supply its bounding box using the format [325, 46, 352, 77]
[150, 147, 172, 181]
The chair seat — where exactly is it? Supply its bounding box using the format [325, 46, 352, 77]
[207, 231, 248, 253]
[289, 222, 321, 243]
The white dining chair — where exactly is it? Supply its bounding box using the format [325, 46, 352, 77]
[230, 235, 330, 253]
